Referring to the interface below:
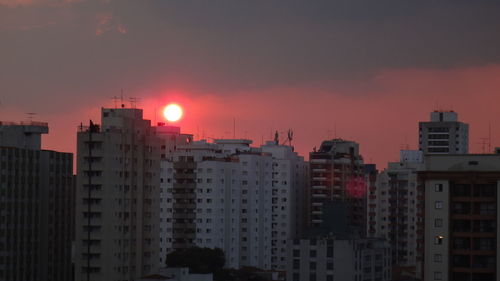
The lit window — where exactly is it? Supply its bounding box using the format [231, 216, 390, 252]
[434, 236, 443, 245]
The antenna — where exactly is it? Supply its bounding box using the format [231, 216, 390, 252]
[479, 137, 489, 154]
[120, 89, 125, 108]
[280, 129, 294, 146]
[233, 117, 236, 139]
[111, 96, 120, 108]
[129, 97, 140, 108]
[327, 129, 332, 139]
[26, 112, 37, 121]
[489, 122, 492, 153]
[154, 107, 157, 126]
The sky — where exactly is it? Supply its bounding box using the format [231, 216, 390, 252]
[2, 0, 500, 169]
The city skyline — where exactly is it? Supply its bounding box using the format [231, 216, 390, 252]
[2, 1, 500, 168]
[3, 2, 500, 281]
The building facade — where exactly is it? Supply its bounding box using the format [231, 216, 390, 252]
[309, 139, 365, 236]
[74, 108, 161, 281]
[286, 237, 391, 281]
[261, 141, 308, 270]
[421, 154, 500, 281]
[159, 139, 308, 270]
[367, 150, 423, 273]
[419, 111, 469, 155]
[0, 121, 74, 281]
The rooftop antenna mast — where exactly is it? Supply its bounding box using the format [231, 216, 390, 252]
[479, 137, 489, 154]
[111, 96, 120, 108]
[120, 89, 125, 108]
[489, 122, 492, 153]
[26, 112, 37, 121]
[129, 97, 140, 108]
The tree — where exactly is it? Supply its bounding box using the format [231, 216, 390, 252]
[165, 247, 225, 274]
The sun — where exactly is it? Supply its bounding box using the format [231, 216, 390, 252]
[163, 103, 183, 122]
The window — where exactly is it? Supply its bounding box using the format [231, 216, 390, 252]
[310, 261, 316, 270]
[434, 271, 442, 280]
[435, 184, 443, 192]
[435, 201, 443, 209]
[293, 259, 300, 269]
[434, 236, 443, 245]
[434, 219, 443, 227]
[434, 254, 442, 263]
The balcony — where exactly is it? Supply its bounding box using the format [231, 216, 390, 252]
[310, 159, 328, 163]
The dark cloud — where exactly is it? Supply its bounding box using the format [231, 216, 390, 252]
[1, 0, 500, 111]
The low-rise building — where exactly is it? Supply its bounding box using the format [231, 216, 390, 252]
[286, 237, 391, 281]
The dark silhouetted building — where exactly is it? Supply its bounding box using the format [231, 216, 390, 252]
[0, 121, 74, 281]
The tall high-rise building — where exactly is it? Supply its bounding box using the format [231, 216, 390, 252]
[160, 140, 243, 269]
[420, 154, 500, 281]
[74, 108, 161, 281]
[419, 111, 469, 154]
[0, 121, 74, 281]
[261, 141, 308, 270]
[159, 139, 308, 270]
[309, 139, 365, 236]
[367, 150, 424, 273]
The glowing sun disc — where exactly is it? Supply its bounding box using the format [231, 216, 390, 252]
[163, 104, 183, 122]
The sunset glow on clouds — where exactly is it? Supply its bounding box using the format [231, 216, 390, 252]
[2, 1, 500, 169]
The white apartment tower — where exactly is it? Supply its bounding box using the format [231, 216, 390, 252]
[419, 111, 469, 154]
[261, 141, 308, 270]
[159, 139, 308, 270]
[367, 150, 424, 271]
[75, 108, 161, 281]
[159, 140, 242, 268]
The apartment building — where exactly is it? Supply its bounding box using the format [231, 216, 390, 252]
[419, 111, 469, 155]
[159, 140, 242, 268]
[74, 108, 161, 281]
[261, 141, 308, 270]
[0, 121, 73, 281]
[309, 139, 365, 236]
[367, 150, 423, 272]
[421, 154, 500, 281]
[160, 139, 308, 270]
[287, 237, 391, 281]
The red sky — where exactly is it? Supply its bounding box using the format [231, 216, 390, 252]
[2, 1, 500, 171]
[9, 63, 495, 170]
